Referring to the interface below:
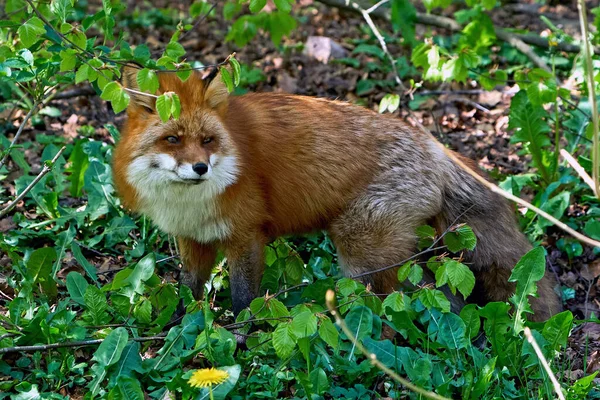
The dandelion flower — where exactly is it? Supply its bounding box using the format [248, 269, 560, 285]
[188, 368, 229, 388]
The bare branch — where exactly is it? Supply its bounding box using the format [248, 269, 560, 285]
[0, 102, 39, 169]
[0, 334, 166, 354]
[0, 146, 66, 218]
[524, 327, 566, 400]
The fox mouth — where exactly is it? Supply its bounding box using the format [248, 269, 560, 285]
[177, 177, 205, 185]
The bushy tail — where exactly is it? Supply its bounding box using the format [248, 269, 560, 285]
[437, 152, 561, 320]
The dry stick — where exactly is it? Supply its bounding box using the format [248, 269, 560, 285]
[577, 0, 600, 198]
[0, 335, 166, 355]
[325, 290, 451, 400]
[560, 149, 596, 194]
[319, 0, 555, 71]
[0, 146, 66, 218]
[523, 327, 566, 400]
[0, 102, 39, 169]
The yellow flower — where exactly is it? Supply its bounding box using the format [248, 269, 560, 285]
[188, 368, 229, 388]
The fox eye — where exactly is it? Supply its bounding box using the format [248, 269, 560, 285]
[143, 105, 154, 114]
[202, 137, 213, 144]
[165, 136, 180, 144]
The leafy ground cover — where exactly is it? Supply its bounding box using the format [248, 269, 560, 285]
[1, 0, 600, 398]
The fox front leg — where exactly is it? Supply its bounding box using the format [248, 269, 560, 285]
[177, 237, 217, 299]
[225, 240, 265, 316]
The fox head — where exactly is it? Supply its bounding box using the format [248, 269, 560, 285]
[114, 66, 240, 210]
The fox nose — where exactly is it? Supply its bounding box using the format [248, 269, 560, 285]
[192, 163, 208, 176]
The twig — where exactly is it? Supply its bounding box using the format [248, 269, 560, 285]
[51, 86, 96, 100]
[179, 2, 217, 42]
[340, 0, 405, 90]
[577, 0, 599, 198]
[523, 327, 566, 400]
[325, 290, 451, 400]
[560, 149, 596, 194]
[319, 0, 562, 71]
[0, 146, 66, 217]
[0, 102, 39, 169]
[0, 334, 166, 354]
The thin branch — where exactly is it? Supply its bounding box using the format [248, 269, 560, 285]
[179, 2, 217, 42]
[0, 334, 166, 354]
[325, 290, 451, 400]
[560, 149, 596, 194]
[319, 0, 576, 68]
[0, 102, 39, 169]
[0, 146, 66, 218]
[523, 327, 566, 400]
[343, 0, 406, 90]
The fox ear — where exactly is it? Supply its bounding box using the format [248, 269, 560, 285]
[204, 68, 229, 109]
[121, 65, 156, 111]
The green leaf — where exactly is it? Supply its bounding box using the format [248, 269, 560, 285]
[382, 292, 408, 317]
[110, 376, 144, 400]
[542, 311, 573, 352]
[291, 311, 318, 338]
[508, 247, 546, 332]
[136, 68, 159, 94]
[220, 66, 234, 93]
[273, 322, 296, 359]
[100, 82, 130, 114]
[229, 57, 241, 86]
[124, 253, 156, 297]
[526, 69, 557, 106]
[249, 0, 267, 13]
[274, 0, 292, 13]
[459, 304, 480, 340]
[18, 17, 46, 48]
[318, 318, 339, 350]
[165, 42, 185, 58]
[435, 259, 475, 298]
[156, 93, 173, 122]
[26, 247, 57, 284]
[363, 338, 402, 370]
[345, 306, 373, 341]
[397, 260, 414, 282]
[437, 313, 468, 349]
[584, 219, 600, 240]
[66, 271, 89, 306]
[67, 140, 90, 197]
[444, 224, 477, 252]
[418, 289, 451, 313]
[104, 216, 137, 248]
[59, 50, 77, 72]
[89, 327, 129, 395]
[71, 242, 99, 282]
[83, 285, 110, 325]
[408, 263, 423, 285]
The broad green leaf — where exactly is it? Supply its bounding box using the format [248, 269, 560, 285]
[229, 57, 241, 86]
[109, 376, 144, 400]
[136, 68, 159, 94]
[382, 292, 408, 317]
[272, 322, 296, 359]
[391, 0, 416, 45]
[408, 263, 423, 285]
[101, 82, 130, 113]
[274, 0, 292, 13]
[66, 271, 89, 306]
[542, 311, 573, 352]
[197, 365, 241, 400]
[26, 247, 57, 284]
[124, 253, 156, 298]
[156, 93, 172, 122]
[508, 247, 546, 332]
[67, 140, 90, 197]
[444, 224, 477, 252]
[249, 0, 267, 13]
[345, 306, 373, 341]
[291, 311, 317, 338]
[459, 304, 480, 340]
[71, 242, 99, 282]
[417, 289, 451, 313]
[437, 313, 468, 349]
[318, 318, 339, 350]
[83, 285, 110, 325]
[18, 17, 45, 48]
[89, 327, 129, 395]
[59, 50, 77, 72]
[363, 338, 402, 370]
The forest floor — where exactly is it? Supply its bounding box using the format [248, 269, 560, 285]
[2, 0, 599, 381]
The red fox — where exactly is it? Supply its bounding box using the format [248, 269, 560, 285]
[113, 67, 562, 320]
